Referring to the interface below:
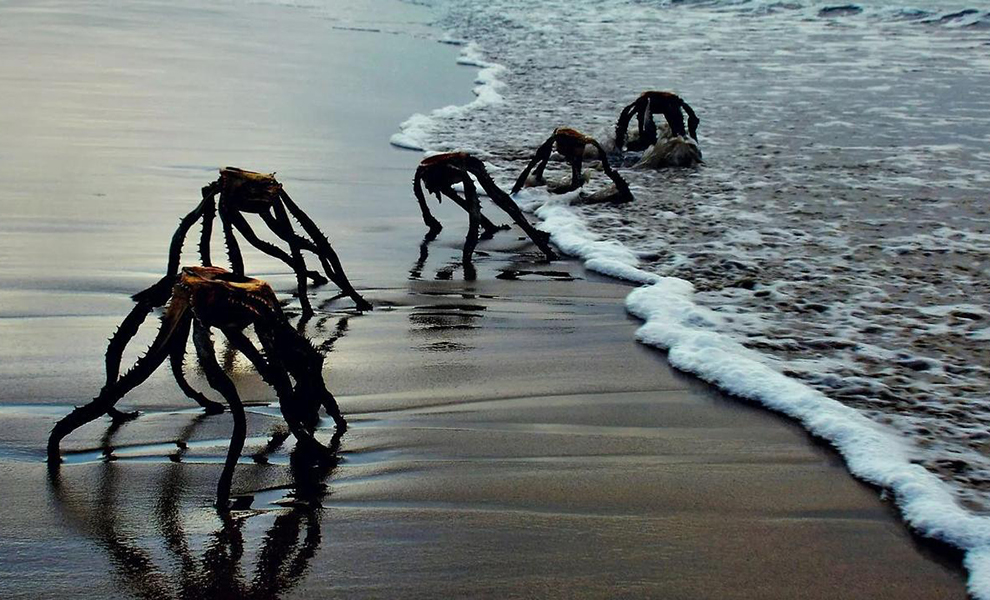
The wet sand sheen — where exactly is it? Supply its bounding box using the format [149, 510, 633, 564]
[0, 0, 968, 598]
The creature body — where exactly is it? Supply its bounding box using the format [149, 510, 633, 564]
[413, 152, 558, 262]
[140, 167, 371, 315]
[510, 128, 634, 203]
[47, 266, 346, 508]
[615, 91, 699, 151]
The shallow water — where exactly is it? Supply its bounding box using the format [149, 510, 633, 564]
[401, 0, 990, 590]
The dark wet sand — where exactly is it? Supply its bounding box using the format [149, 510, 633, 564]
[0, 1, 969, 598]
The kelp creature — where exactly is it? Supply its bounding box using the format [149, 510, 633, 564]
[615, 91, 700, 151]
[510, 127, 634, 203]
[139, 167, 371, 315]
[413, 152, 558, 262]
[47, 266, 346, 508]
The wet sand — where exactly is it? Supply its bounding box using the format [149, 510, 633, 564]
[0, 0, 969, 598]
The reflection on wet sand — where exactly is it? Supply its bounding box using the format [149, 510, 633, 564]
[407, 247, 494, 355]
[48, 415, 343, 600]
[409, 234, 477, 282]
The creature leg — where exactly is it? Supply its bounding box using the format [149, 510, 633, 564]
[662, 106, 687, 138]
[264, 320, 346, 430]
[592, 141, 635, 204]
[47, 308, 190, 461]
[488, 194, 558, 261]
[548, 156, 582, 194]
[531, 155, 550, 186]
[257, 211, 328, 285]
[225, 206, 314, 315]
[224, 328, 340, 454]
[615, 100, 639, 152]
[192, 320, 246, 509]
[105, 300, 158, 386]
[131, 198, 208, 303]
[277, 192, 372, 311]
[265, 203, 317, 315]
[472, 168, 558, 261]
[512, 136, 555, 195]
[103, 306, 188, 417]
[626, 103, 656, 151]
[199, 194, 216, 267]
[166, 200, 207, 278]
[169, 340, 225, 415]
[229, 208, 327, 286]
[287, 236, 314, 316]
[461, 179, 482, 267]
[218, 199, 245, 276]
[439, 188, 507, 238]
[413, 171, 444, 236]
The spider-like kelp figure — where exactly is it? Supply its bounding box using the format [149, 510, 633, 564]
[511, 128, 634, 203]
[47, 266, 346, 508]
[615, 91, 700, 151]
[413, 152, 558, 262]
[138, 167, 371, 315]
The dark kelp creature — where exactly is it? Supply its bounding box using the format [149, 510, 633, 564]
[510, 127, 634, 203]
[138, 167, 371, 315]
[47, 266, 346, 508]
[615, 91, 700, 151]
[413, 152, 558, 262]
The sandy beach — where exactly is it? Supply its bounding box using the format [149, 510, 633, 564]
[0, 0, 970, 598]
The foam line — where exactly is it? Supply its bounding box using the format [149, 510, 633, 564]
[524, 193, 990, 599]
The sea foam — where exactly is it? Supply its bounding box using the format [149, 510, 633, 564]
[525, 192, 990, 598]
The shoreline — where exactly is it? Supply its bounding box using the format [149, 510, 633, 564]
[0, 0, 972, 598]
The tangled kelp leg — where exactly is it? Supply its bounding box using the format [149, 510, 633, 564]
[590, 140, 635, 203]
[192, 321, 246, 509]
[265, 202, 317, 316]
[287, 238, 314, 316]
[269, 320, 346, 430]
[279, 191, 372, 311]
[235, 328, 338, 459]
[223, 206, 314, 315]
[199, 190, 217, 267]
[226, 208, 326, 286]
[472, 165, 558, 261]
[413, 170, 444, 237]
[490, 192, 557, 260]
[548, 156, 582, 194]
[48, 307, 190, 462]
[438, 188, 508, 239]
[169, 343, 225, 415]
[257, 210, 329, 285]
[219, 202, 245, 276]
[511, 136, 555, 195]
[460, 177, 482, 267]
[269, 320, 346, 431]
[104, 300, 158, 385]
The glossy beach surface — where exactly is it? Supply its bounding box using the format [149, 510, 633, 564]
[0, 0, 971, 598]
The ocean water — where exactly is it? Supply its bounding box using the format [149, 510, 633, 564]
[392, 0, 990, 595]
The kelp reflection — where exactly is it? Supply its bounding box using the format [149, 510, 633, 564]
[48, 421, 343, 600]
